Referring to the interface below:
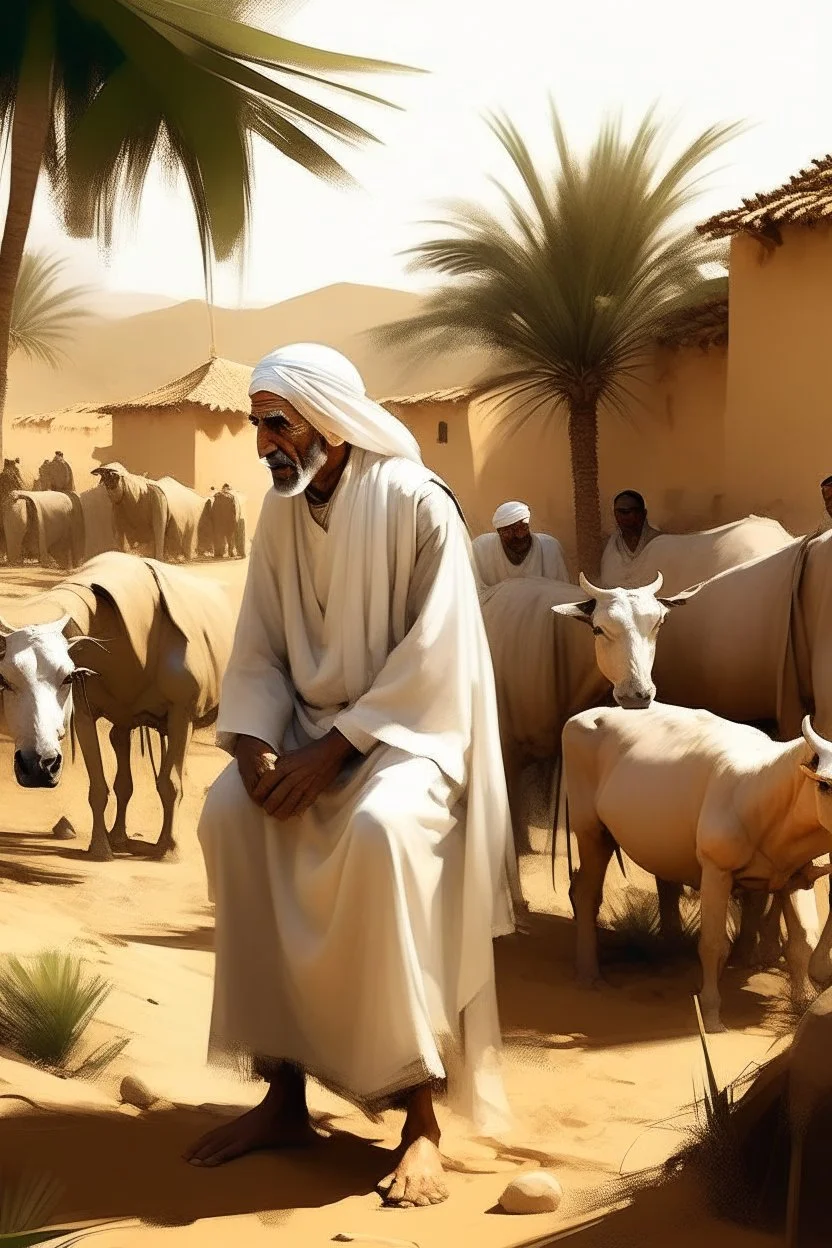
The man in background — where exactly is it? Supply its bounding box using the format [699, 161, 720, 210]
[473, 500, 570, 587]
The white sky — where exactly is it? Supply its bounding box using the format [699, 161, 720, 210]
[24, 0, 829, 307]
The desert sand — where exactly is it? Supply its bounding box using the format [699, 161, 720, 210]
[0, 559, 797, 1248]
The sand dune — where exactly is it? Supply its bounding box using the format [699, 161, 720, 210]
[7, 283, 489, 416]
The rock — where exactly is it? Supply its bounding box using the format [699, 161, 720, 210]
[52, 817, 76, 841]
[120, 1075, 158, 1110]
[498, 1170, 564, 1214]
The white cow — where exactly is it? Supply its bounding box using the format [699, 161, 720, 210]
[563, 705, 832, 1032]
[482, 571, 691, 855]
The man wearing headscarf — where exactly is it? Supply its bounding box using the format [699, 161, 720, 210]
[185, 344, 517, 1206]
[472, 501, 570, 587]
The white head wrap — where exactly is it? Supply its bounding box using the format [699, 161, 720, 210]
[492, 500, 531, 530]
[248, 342, 423, 465]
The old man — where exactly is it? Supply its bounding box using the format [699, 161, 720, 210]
[473, 500, 570, 586]
[185, 343, 515, 1207]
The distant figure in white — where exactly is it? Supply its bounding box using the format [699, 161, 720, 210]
[601, 490, 661, 587]
[185, 343, 515, 1210]
[473, 500, 569, 586]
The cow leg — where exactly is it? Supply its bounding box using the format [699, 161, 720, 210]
[732, 891, 769, 968]
[656, 879, 684, 944]
[131, 709, 193, 860]
[571, 822, 615, 988]
[698, 861, 734, 1033]
[781, 886, 820, 1010]
[503, 745, 530, 855]
[108, 724, 133, 854]
[72, 707, 113, 862]
[757, 894, 785, 968]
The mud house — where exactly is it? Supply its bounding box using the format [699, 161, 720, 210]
[699, 155, 832, 538]
[91, 355, 268, 529]
[9, 403, 112, 489]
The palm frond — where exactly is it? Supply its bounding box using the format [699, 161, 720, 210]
[9, 253, 89, 368]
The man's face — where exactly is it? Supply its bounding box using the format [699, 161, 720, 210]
[822, 484, 832, 520]
[498, 519, 533, 560]
[249, 391, 328, 496]
[614, 496, 646, 536]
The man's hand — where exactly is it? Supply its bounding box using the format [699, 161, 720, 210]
[236, 735, 281, 800]
[240, 730, 358, 821]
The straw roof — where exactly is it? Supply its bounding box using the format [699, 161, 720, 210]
[699, 155, 832, 241]
[379, 385, 478, 407]
[656, 295, 729, 349]
[97, 355, 252, 416]
[12, 402, 109, 433]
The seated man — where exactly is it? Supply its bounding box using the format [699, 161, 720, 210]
[184, 343, 516, 1208]
[472, 500, 570, 586]
[820, 475, 832, 529]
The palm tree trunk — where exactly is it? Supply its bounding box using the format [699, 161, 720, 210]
[567, 400, 603, 579]
[0, 1, 55, 459]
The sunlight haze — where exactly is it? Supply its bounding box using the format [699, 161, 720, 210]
[22, 0, 828, 309]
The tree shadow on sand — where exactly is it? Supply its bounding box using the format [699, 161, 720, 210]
[0, 1104, 397, 1227]
[113, 925, 215, 953]
[495, 911, 772, 1051]
[0, 831, 84, 887]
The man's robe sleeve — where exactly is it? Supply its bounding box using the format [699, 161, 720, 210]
[214, 496, 294, 757]
[541, 534, 571, 582]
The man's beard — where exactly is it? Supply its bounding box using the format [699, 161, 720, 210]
[263, 442, 327, 497]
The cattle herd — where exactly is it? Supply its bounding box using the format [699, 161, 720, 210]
[0, 456, 247, 571]
[2, 495, 832, 1041]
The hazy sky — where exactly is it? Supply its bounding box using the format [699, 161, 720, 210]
[24, 0, 828, 307]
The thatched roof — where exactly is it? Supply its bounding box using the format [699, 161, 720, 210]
[656, 295, 729, 349]
[12, 402, 109, 433]
[97, 355, 252, 416]
[699, 155, 832, 241]
[380, 385, 478, 407]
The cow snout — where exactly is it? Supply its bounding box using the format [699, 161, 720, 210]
[616, 685, 656, 710]
[14, 749, 63, 789]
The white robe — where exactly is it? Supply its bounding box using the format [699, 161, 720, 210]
[472, 531, 570, 587]
[600, 523, 663, 588]
[197, 448, 515, 1134]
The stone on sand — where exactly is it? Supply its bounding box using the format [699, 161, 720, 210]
[120, 1074, 159, 1110]
[52, 817, 76, 840]
[499, 1169, 564, 1214]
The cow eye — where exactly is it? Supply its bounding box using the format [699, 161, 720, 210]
[0, 675, 10, 692]
[61, 674, 73, 687]
[820, 781, 831, 795]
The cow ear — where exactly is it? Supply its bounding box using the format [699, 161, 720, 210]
[552, 599, 595, 623]
[657, 584, 702, 608]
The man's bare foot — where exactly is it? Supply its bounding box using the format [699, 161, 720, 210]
[378, 1136, 449, 1208]
[378, 1084, 449, 1208]
[184, 1069, 315, 1167]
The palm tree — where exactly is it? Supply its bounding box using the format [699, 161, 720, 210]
[0, 1, 423, 456]
[10, 250, 89, 366]
[372, 104, 740, 577]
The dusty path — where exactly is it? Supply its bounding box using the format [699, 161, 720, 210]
[0, 561, 796, 1247]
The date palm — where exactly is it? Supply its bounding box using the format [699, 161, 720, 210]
[10, 250, 89, 367]
[0, 0, 422, 454]
[373, 104, 739, 577]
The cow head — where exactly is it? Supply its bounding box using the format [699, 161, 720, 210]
[0, 615, 94, 789]
[551, 572, 692, 709]
[92, 465, 126, 501]
[800, 717, 832, 828]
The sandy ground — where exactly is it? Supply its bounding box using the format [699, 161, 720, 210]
[0, 561, 798, 1248]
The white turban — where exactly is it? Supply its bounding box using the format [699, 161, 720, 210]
[248, 342, 423, 465]
[492, 500, 531, 530]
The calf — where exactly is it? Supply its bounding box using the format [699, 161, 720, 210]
[563, 705, 832, 1032]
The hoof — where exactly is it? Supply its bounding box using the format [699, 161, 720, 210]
[85, 843, 114, 863]
[703, 1017, 728, 1034]
[125, 837, 174, 862]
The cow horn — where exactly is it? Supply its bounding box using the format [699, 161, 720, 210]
[578, 572, 606, 598]
[643, 572, 664, 595]
[802, 715, 830, 760]
[0, 615, 15, 638]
